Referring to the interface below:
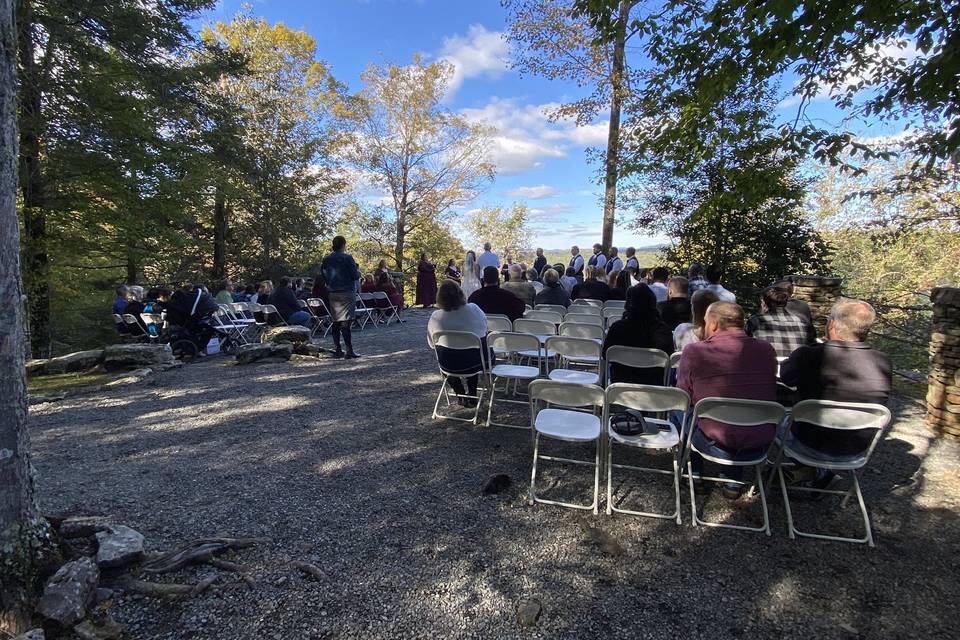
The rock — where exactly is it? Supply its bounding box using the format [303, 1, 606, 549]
[60, 516, 113, 539]
[102, 344, 174, 371]
[43, 349, 104, 375]
[293, 342, 324, 357]
[36, 557, 100, 626]
[95, 525, 145, 568]
[516, 598, 542, 627]
[235, 343, 293, 364]
[262, 325, 311, 345]
[28, 395, 64, 406]
[580, 523, 625, 557]
[481, 474, 512, 495]
[14, 630, 45, 640]
[104, 368, 152, 387]
[25, 359, 49, 377]
[94, 587, 115, 603]
[74, 614, 123, 640]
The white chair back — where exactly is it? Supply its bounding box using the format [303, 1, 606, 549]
[529, 379, 604, 409]
[571, 298, 603, 308]
[606, 383, 690, 415]
[535, 304, 568, 315]
[603, 300, 626, 309]
[692, 397, 786, 428]
[789, 400, 891, 460]
[524, 310, 563, 324]
[602, 307, 624, 321]
[514, 318, 557, 336]
[559, 322, 603, 340]
[569, 303, 603, 315]
[564, 313, 604, 326]
[487, 331, 540, 356]
[485, 314, 513, 333]
[545, 335, 601, 360]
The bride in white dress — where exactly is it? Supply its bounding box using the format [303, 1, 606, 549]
[461, 250, 481, 299]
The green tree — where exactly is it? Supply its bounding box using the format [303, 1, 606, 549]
[464, 203, 533, 259]
[340, 56, 494, 274]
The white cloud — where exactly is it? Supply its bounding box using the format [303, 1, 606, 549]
[439, 24, 510, 98]
[461, 97, 610, 174]
[506, 184, 560, 199]
[528, 203, 572, 222]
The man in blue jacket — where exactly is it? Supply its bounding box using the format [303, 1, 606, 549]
[321, 236, 362, 358]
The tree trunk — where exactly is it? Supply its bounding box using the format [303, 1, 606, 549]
[16, 0, 48, 358]
[394, 208, 406, 273]
[212, 183, 228, 279]
[125, 244, 137, 284]
[1, 1, 54, 632]
[600, 0, 629, 253]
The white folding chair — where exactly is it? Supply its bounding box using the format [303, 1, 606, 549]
[355, 293, 378, 329]
[306, 298, 333, 338]
[485, 332, 542, 429]
[535, 304, 568, 315]
[602, 307, 624, 323]
[528, 380, 605, 513]
[485, 314, 513, 333]
[210, 309, 249, 347]
[568, 304, 603, 315]
[430, 330, 491, 425]
[571, 298, 604, 308]
[564, 313, 604, 327]
[545, 336, 602, 385]
[122, 313, 146, 338]
[603, 300, 626, 310]
[605, 384, 690, 523]
[260, 304, 288, 327]
[768, 400, 891, 546]
[604, 346, 670, 386]
[559, 321, 603, 340]
[513, 318, 558, 372]
[524, 310, 563, 325]
[371, 291, 403, 324]
[667, 351, 682, 386]
[681, 398, 786, 535]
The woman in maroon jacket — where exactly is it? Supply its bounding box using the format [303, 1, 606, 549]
[415, 252, 437, 307]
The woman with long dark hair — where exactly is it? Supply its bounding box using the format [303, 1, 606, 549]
[415, 251, 438, 308]
[602, 284, 674, 384]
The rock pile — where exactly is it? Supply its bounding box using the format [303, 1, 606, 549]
[927, 287, 960, 437]
[785, 275, 843, 336]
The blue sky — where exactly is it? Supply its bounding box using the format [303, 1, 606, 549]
[205, 0, 916, 250]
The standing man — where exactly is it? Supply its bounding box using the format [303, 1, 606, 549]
[532, 247, 548, 275]
[321, 235, 362, 359]
[588, 243, 607, 271]
[687, 263, 708, 293]
[605, 247, 623, 275]
[569, 245, 585, 282]
[477, 242, 499, 272]
[705, 265, 737, 302]
[624, 247, 639, 271]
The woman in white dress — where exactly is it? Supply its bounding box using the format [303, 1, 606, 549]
[461, 250, 481, 299]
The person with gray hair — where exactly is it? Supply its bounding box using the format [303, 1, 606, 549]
[502, 264, 536, 308]
[526, 267, 544, 293]
[535, 268, 571, 307]
[780, 298, 892, 468]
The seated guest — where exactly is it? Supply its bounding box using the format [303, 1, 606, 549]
[746, 282, 816, 358]
[526, 268, 543, 293]
[560, 267, 578, 293]
[376, 271, 404, 316]
[705, 265, 736, 302]
[502, 265, 537, 308]
[687, 263, 708, 293]
[214, 279, 234, 304]
[427, 280, 489, 407]
[534, 268, 571, 308]
[311, 275, 331, 307]
[648, 267, 670, 302]
[780, 299, 891, 458]
[673, 289, 719, 351]
[374, 259, 390, 280]
[774, 279, 814, 326]
[112, 285, 129, 316]
[571, 266, 611, 301]
[602, 284, 674, 384]
[237, 284, 256, 303]
[468, 266, 525, 320]
[298, 280, 314, 301]
[124, 286, 148, 334]
[444, 259, 461, 282]
[677, 301, 778, 492]
[360, 274, 377, 294]
[658, 276, 692, 330]
[271, 276, 312, 327]
[607, 270, 631, 301]
[256, 280, 273, 306]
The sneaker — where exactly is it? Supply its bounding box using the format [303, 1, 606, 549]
[345, 351, 361, 359]
[720, 483, 743, 500]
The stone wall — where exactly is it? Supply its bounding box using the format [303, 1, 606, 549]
[785, 275, 843, 336]
[927, 287, 960, 438]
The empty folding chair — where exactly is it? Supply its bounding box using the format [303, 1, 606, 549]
[122, 314, 146, 339]
[260, 304, 288, 327]
[373, 291, 403, 324]
[605, 384, 690, 523]
[524, 310, 563, 325]
[768, 400, 891, 546]
[571, 298, 603, 308]
[535, 304, 568, 315]
[525, 304, 534, 312]
[569, 303, 603, 315]
[485, 314, 513, 333]
[210, 309, 249, 349]
[485, 332, 542, 429]
[429, 330, 491, 425]
[603, 307, 624, 324]
[306, 298, 333, 338]
[355, 293, 378, 329]
[528, 379, 605, 513]
[559, 321, 603, 340]
[681, 398, 786, 535]
[513, 318, 557, 371]
[545, 336, 602, 385]
[604, 346, 670, 386]
[604, 300, 626, 310]
[564, 313, 604, 327]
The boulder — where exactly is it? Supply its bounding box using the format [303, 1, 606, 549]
[516, 598, 542, 627]
[262, 325, 311, 345]
[44, 350, 104, 375]
[102, 344, 174, 371]
[14, 630, 45, 640]
[60, 516, 113, 539]
[293, 342, 324, 357]
[25, 359, 49, 377]
[235, 343, 293, 364]
[95, 525, 145, 568]
[36, 557, 99, 626]
[104, 368, 153, 387]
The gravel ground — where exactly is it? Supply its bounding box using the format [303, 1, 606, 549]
[29, 309, 960, 639]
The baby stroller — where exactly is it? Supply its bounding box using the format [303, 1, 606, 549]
[159, 289, 226, 361]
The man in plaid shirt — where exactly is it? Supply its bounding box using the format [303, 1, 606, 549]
[746, 283, 817, 358]
[687, 263, 708, 293]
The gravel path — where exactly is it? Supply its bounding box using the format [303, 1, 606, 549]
[29, 309, 960, 639]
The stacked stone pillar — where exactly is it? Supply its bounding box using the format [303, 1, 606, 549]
[785, 275, 843, 336]
[927, 287, 960, 437]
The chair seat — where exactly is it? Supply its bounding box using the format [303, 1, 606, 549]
[781, 431, 869, 470]
[608, 418, 679, 449]
[535, 408, 601, 441]
[548, 369, 599, 385]
[491, 364, 540, 379]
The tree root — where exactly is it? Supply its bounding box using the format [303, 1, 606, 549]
[113, 578, 194, 598]
[141, 537, 266, 574]
[289, 561, 325, 581]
